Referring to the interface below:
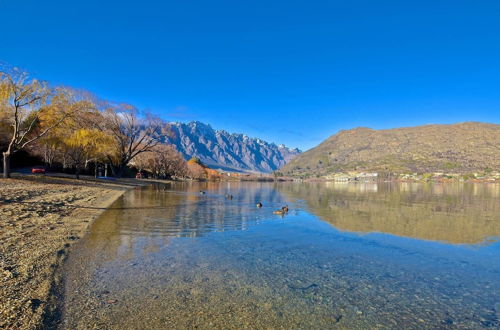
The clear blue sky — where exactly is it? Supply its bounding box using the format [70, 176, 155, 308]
[1, 0, 499, 150]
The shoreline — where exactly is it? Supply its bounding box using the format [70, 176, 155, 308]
[286, 178, 500, 184]
[41, 186, 129, 329]
[0, 176, 139, 329]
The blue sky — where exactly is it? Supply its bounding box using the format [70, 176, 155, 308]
[1, 0, 499, 150]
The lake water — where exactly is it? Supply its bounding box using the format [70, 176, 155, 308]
[61, 182, 500, 329]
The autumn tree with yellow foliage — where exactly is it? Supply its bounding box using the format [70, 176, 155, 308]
[1, 65, 187, 179]
[46, 90, 115, 178]
[187, 157, 207, 180]
[63, 128, 114, 179]
[0, 67, 67, 178]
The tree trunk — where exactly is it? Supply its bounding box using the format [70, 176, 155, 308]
[116, 165, 125, 178]
[3, 152, 11, 178]
[112, 161, 126, 178]
[109, 164, 118, 178]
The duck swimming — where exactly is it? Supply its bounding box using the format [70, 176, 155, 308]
[225, 194, 233, 200]
[199, 191, 206, 195]
[273, 205, 289, 215]
[256, 202, 263, 208]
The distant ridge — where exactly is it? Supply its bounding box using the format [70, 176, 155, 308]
[162, 121, 301, 173]
[280, 122, 500, 177]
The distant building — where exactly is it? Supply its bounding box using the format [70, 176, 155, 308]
[325, 172, 378, 182]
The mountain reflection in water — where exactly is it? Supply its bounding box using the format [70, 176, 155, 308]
[60, 182, 500, 329]
[278, 182, 500, 245]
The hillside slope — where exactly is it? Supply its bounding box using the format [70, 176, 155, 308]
[280, 122, 500, 177]
[163, 121, 300, 173]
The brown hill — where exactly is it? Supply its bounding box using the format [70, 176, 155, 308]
[280, 122, 500, 177]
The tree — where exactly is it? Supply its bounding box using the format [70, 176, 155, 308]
[132, 144, 187, 179]
[132, 150, 155, 176]
[31, 136, 60, 167]
[187, 157, 207, 180]
[103, 104, 164, 177]
[0, 67, 60, 178]
[62, 128, 113, 179]
[1, 64, 192, 180]
[0, 110, 10, 152]
[161, 145, 187, 178]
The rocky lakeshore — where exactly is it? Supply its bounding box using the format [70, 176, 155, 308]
[0, 176, 134, 329]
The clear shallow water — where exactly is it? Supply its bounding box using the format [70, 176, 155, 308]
[61, 182, 500, 329]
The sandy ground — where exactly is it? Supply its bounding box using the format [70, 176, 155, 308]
[0, 176, 137, 329]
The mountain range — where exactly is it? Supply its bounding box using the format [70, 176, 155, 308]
[280, 122, 500, 177]
[162, 121, 301, 173]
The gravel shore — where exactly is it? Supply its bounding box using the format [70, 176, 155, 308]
[0, 176, 134, 329]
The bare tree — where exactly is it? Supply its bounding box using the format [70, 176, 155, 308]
[161, 145, 187, 178]
[132, 144, 187, 179]
[132, 150, 155, 176]
[103, 104, 164, 177]
[28, 141, 59, 167]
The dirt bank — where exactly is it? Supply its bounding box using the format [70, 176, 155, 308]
[0, 176, 137, 329]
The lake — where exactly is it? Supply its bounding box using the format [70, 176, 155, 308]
[61, 182, 500, 329]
